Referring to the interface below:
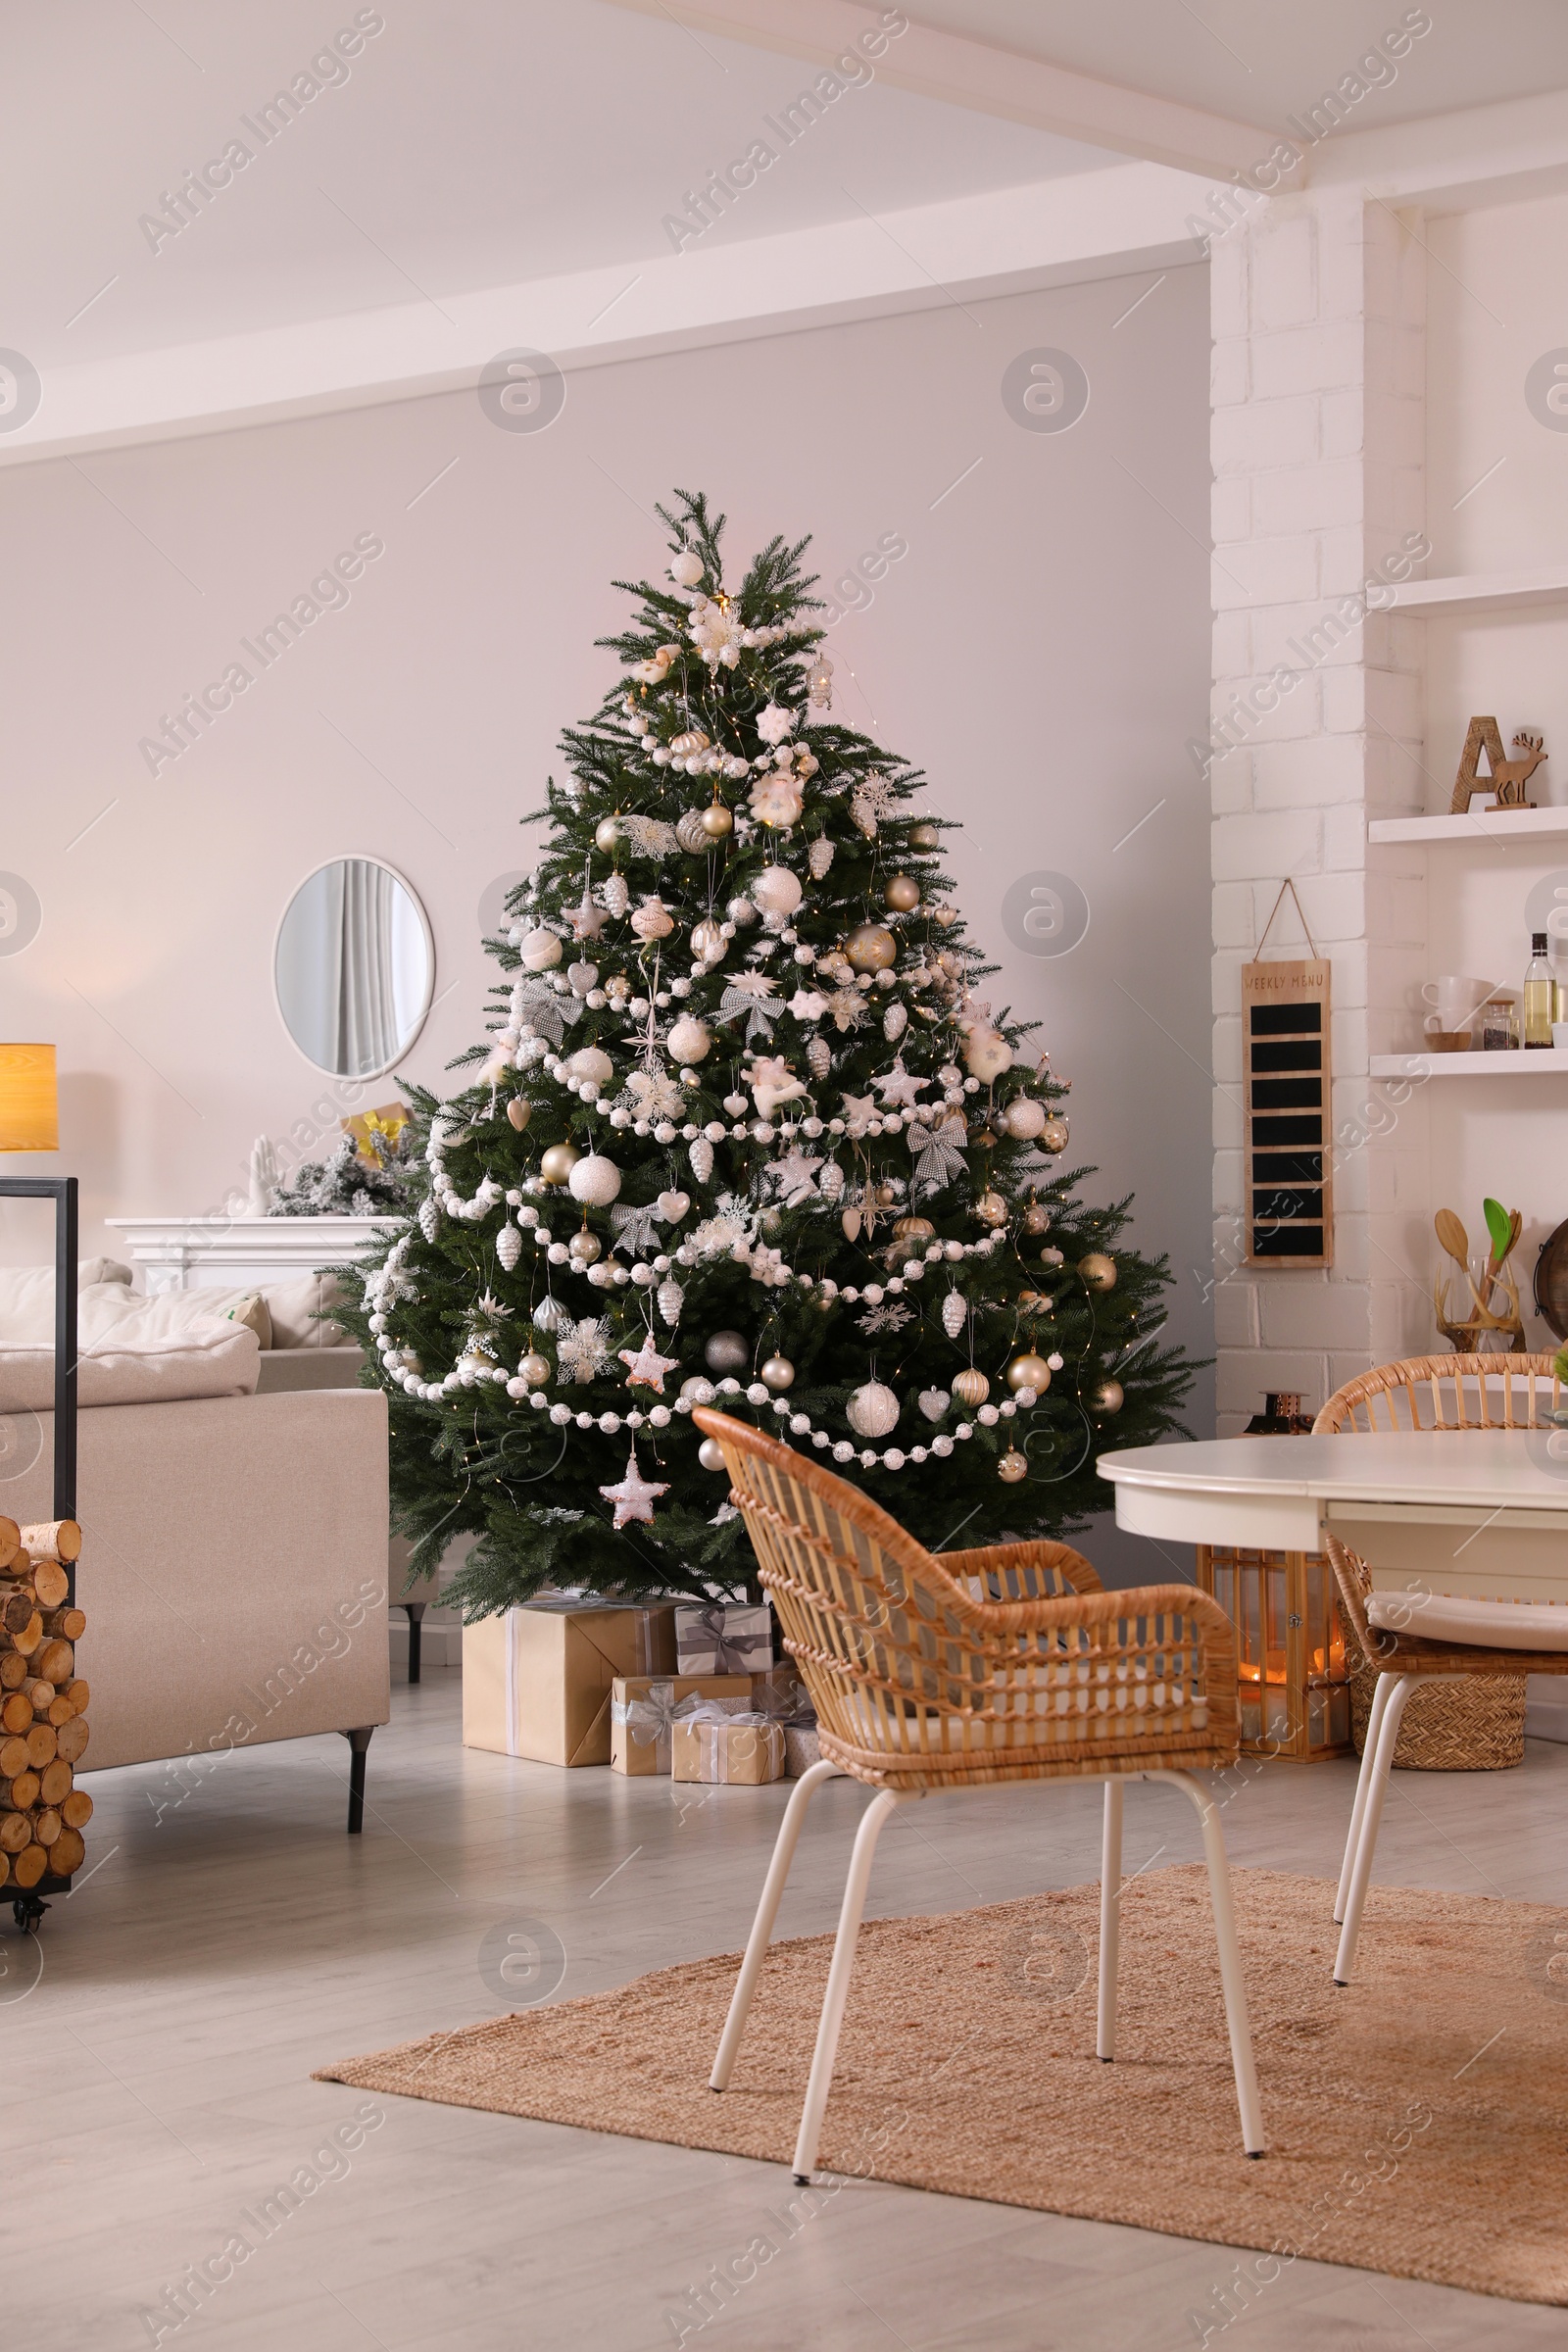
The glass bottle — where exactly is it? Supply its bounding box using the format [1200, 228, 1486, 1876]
[1524, 930, 1554, 1049]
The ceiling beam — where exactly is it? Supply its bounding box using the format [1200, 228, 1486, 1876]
[599, 0, 1271, 178]
[1308, 86, 1568, 212]
[0, 163, 1206, 468]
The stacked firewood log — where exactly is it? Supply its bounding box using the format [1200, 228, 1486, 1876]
[0, 1516, 90, 1890]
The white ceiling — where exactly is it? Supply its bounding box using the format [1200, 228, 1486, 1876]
[1, 0, 1112, 368]
[903, 0, 1568, 130]
[4, 0, 1568, 387]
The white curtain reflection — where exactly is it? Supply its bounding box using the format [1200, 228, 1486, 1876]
[275, 859, 430, 1077]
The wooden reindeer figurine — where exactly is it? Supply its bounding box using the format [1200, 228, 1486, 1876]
[1450, 717, 1547, 813]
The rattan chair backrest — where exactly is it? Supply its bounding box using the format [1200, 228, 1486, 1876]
[1313, 1353, 1563, 1436]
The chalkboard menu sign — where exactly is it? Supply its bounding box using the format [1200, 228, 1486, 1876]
[1243, 956, 1332, 1267]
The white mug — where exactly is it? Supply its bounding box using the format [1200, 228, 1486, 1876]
[1422, 975, 1494, 1033]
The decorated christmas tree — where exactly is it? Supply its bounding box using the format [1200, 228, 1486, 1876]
[345, 491, 1197, 1616]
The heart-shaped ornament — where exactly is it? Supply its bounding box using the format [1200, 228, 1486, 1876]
[566, 961, 599, 996]
[658, 1190, 690, 1223]
[918, 1389, 951, 1422]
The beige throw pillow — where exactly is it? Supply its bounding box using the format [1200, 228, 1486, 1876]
[263, 1272, 347, 1348]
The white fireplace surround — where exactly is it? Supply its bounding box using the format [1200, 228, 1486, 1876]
[105, 1215, 402, 1295]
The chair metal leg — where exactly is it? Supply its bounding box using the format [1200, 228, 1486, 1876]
[792, 1788, 911, 2183]
[1334, 1673, 1419, 1986]
[1334, 1670, 1393, 1924]
[1148, 1770, 1265, 2158]
[710, 1759, 839, 2092]
[403, 1602, 425, 1686]
[1097, 1779, 1125, 2062]
[342, 1726, 374, 1834]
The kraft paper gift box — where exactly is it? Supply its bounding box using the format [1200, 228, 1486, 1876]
[749, 1665, 812, 1725]
[670, 1701, 787, 1786]
[610, 1675, 751, 1776]
[463, 1597, 679, 1767]
[673, 1602, 774, 1676]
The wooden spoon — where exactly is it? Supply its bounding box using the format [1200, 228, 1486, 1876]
[1434, 1208, 1469, 1265]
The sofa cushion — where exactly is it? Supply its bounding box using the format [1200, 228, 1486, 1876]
[263, 1270, 347, 1348]
[0, 1262, 132, 1341]
[0, 1293, 260, 1411]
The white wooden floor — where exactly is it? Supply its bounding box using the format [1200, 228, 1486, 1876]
[10, 1672, 1568, 2350]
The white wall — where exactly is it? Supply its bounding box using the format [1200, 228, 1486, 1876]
[1, 265, 1216, 1537]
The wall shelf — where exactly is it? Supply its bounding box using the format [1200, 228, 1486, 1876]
[1388, 567, 1568, 617]
[1368, 805, 1568, 845]
[1371, 1050, 1568, 1079]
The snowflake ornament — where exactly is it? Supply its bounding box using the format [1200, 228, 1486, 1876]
[556, 1315, 612, 1384]
[851, 775, 894, 837]
[756, 702, 796, 746]
[858, 1300, 913, 1337]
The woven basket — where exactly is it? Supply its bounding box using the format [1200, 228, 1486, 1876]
[1349, 1660, 1526, 1771]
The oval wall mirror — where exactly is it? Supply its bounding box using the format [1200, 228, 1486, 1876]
[274, 858, 434, 1079]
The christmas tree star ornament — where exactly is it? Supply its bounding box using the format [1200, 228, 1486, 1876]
[600, 1447, 670, 1528]
[618, 1335, 680, 1391]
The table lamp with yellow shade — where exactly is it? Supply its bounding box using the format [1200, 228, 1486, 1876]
[0, 1044, 59, 1152]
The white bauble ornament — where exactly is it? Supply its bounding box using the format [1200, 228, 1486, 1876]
[941, 1291, 968, 1340]
[847, 1382, 900, 1440]
[601, 874, 630, 918]
[668, 549, 705, 588]
[808, 837, 835, 881]
[689, 1136, 714, 1183]
[1004, 1097, 1046, 1140]
[657, 1277, 684, 1327]
[667, 1015, 711, 1063]
[518, 927, 563, 971]
[883, 1003, 907, 1044]
[417, 1197, 441, 1243]
[726, 895, 759, 927]
[963, 1025, 1012, 1082]
[496, 1223, 523, 1272]
[698, 1437, 727, 1472]
[568, 1153, 621, 1206]
[563, 1046, 613, 1088]
[752, 865, 803, 917]
[631, 895, 674, 942]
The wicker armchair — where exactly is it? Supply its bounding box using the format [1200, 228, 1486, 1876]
[1314, 1354, 1568, 1984]
[695, 1410, 1264, 2178]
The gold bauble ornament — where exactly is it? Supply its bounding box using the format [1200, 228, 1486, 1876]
[700, 800, 734, 839]
[518, 1351, 551, 1389]
[1022, 1199, 1051, 1235]
[1092, 1379, 1125, 1413]
[998, 1449, 1028, 1484]
[845, 922, 897, 973]
[1040, 1115, 1069, 1153]
[952, 1367, 990, 1407]
[594, 815, 622, 853]
[568, 1228, 603, 1264]
[760, 1355, 796, 1393]
[676, 808, 711, 853]
[1006, 1353, 1052, 1394]
[506, 1097, 531, 1132]
[1078, 1251, 1117, 1293]
[974, 1189, 1008, 1229]
[884, 875, 920, 913]
[909, 823, 940, 850]
[539, 1143, 580, 1185]
[691, 916, 727, 961]
[888, 1215, 935, 1266]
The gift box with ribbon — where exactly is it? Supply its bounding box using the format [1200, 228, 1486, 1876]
[462, 1596, 681, 1767]
[670, 1698, 787, 1785]
[749, 1665, 814, 1726]
[673, 1602, 774, 1677]
[610, 1676, 752, 1775]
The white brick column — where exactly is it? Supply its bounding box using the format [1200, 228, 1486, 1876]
[1208, 189, 1428, 1432]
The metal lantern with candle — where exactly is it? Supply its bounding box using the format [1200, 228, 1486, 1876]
[1196, 1392, 1351, 1760]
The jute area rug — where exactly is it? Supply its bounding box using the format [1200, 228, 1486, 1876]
[317, 1867, 1568, 2305]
